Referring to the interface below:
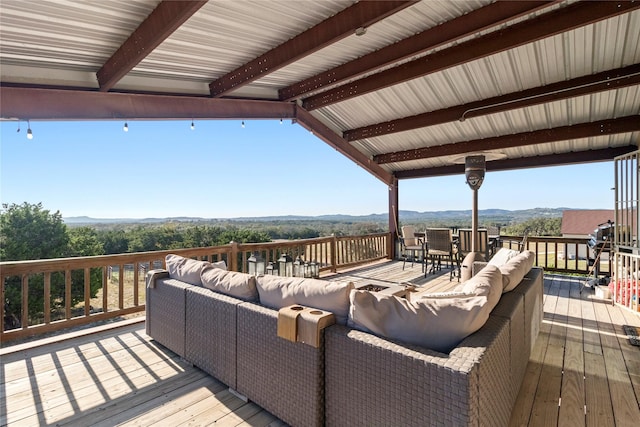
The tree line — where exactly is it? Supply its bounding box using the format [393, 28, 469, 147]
[1, 202, 559, 329]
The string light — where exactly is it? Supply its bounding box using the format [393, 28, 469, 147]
[190, 120, 195, 130]
[16, 122, 21, 133]
[123, 122, 129, 132]
[241, 120, 245, 128]
[27, 120, 33, 140]
[280, 118, 283, 124]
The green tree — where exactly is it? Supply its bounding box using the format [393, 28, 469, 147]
[1, 203, 103, 328]
[1, 202, 69, 261]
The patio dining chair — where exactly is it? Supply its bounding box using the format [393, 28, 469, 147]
[400, 225, 425, 272]
[457, 228, 490, 261]
[425, 228, 459, 280]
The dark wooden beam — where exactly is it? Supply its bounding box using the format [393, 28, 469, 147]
[279, 1, 552, 101]
[0, 87, 295, 120]
[97, 1, 207, 92]
[345, 63, 640, 142]
[208, 1, 415, 98]
[303, 1, 640, 110]
[375, 115, 640, 164]
[295, 107, 394, 186]
[395, 146, 638, 179]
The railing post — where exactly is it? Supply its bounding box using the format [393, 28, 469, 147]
[331, 234, 337, 273]
[229, 241, 239, 272]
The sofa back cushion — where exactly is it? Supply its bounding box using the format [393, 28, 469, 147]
[166, 254, 212, 286]
[461, 264, 503, 310]
[488, 248, 521, 266]
[500, 250, 536, 292]
[348, 265, 503, 353]
[200, 265, 258, 301]
[255, 275, 354, 325]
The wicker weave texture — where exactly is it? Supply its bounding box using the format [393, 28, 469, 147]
[512, 267, 543, 354]
[185, 286, 241, 389]
[466, 316, 512, 427]
[146, 278, 190, 358]
[491, 291, 526, 405]
[325, 324, 488, 426]
[236, 302, 324, 427]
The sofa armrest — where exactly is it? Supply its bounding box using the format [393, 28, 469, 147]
[325, 315, 512, 427]
[146, 269, 169, 288]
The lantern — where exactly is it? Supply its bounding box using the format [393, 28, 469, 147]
[266, 261, 278, 275]
[309, 260, 319, 278]
[248, 251, 265, 276]
[294, 255, 305, 277]
[278, 253, 293, 277]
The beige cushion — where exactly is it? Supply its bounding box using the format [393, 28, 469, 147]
[348, 291, 491, 354]
[255, 275, 354, 325]
[488, 248, 520, 266]
[418, 291, 476, 299]
[348, 264, 503, 353]
[402, 225, 418, 246]
[500, 250, 536, 292]
[200, 265, 258, 301]
[461, 264, 503, 310]
[165, 254, 210, 286]
[211, 260, 228, 270]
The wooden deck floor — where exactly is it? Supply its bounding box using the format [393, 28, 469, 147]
[2, 260, 639, 426]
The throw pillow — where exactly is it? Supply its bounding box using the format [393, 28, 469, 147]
[200, 265, 258, 301]
[488, 248, 521, 266]
[255, 275, 354, 325]
[500, 250, 536, 292]
[165, 254, 210, 286]
[348, 290, 491, 354]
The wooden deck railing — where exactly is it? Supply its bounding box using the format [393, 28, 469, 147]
[499, 235, 611, 276]
[1, 233, 389, 343]
[2, 232, 615, 343]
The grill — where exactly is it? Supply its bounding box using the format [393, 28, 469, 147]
[588, 220, 614, 250]
[586, 220, 613, 287]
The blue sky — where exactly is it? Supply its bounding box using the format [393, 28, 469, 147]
[1, 119, 613, 219]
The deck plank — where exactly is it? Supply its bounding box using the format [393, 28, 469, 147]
[593, 297, 640, 425]
[529, 275, 563, 427]
[2, 261, 639, 427]
[558, 280, 586, 427]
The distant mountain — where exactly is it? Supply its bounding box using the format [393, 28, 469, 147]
[63, 208, 569, 225]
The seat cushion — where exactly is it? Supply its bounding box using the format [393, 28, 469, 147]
[500, 250, 536, 292]
[488, 248, 521, 266]
[200, 265, 258, 301]
[165, 254, 210, 286]
[348, 265, 502, 354]
[255, 275, 354, 325]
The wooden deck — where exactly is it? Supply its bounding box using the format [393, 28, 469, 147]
[2, 260, 639, 426]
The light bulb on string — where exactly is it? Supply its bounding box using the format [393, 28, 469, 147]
[280, 118, 283, 125]
[27, 120, 33, 140]
[190, 120, 195, 130]
[241, 120, 245, 128]
[123, 122, 129, 132]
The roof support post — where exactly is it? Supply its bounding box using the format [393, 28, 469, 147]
[388, 177, 399, 260]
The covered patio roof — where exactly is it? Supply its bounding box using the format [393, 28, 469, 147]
[1, 0, 639, 186]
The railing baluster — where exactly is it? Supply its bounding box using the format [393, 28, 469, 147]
[22, 275, 28, 329]
[84, 268, 91, 316]
[65, 270, 71, 320]
[44, 272, 51, 324]
[103, 266, 108, 314]
[118, 264, 124, 310]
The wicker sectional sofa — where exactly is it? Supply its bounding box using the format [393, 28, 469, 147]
[146, 252, 543, 427]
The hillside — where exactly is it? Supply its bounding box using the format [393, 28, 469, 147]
[64, 207, 568, 226]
